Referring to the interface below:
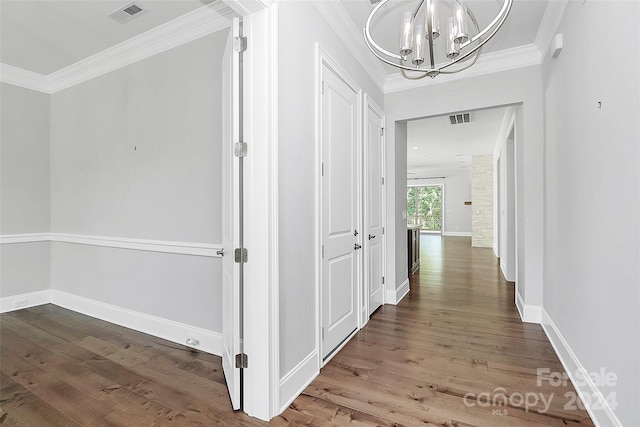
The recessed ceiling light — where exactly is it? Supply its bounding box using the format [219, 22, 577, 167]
[413, 146, 419, 150]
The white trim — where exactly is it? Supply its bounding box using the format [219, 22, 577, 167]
[0, 233, 222, 258]
[0, 290, 51, 314]
[1, 6, 232, 94]
[534, 0, 569, 63]
[241, 3, 279, 420]
[541, 309, 623, 427]
[0, 64, 51, 93]
[385, 278, 409, 305]
[50, 290, 222, 356]
[0, 233, 50, 244]
[50, 233, 222, 258]
[384, 44, 542, 93]
[310, 0, 386, 91]
[515, 291, 542, 324]
[442, 231, 472, 237]
[278, 350, 319, 414]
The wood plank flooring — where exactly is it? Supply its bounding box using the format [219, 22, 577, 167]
[285, 236, 594, 426]
[0, 235, 594, 426]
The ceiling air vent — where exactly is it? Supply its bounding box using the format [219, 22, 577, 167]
[449, 113, 471, 125]
[109, 2, 147, 24]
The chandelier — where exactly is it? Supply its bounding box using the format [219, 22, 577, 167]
[363, 0, 513, 79]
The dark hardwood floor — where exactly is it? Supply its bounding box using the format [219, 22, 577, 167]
[0, 235, 594, 426]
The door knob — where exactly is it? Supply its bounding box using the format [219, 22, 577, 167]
[354, 243, 362, 250]
[216, 249, 224, 256]
[354, 230, 359, 236]
[368, 234, 376, 240]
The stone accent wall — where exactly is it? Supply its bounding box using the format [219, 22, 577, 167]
[472, 155, 494, 248]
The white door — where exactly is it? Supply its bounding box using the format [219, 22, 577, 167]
[321, 62, 360, 361]
[221, 17, 242, 411]
[365, 98, 385, 318]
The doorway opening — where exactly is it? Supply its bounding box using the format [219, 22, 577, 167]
[407, 185, 443, 234]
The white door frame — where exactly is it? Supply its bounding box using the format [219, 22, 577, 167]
[223, 0, 278, 421]
[363, 95, 386, 323]
[315, 44, 363, 367]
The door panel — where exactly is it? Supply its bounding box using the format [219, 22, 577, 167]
[321, 63, 359, 361]
[221, 17, 241, 411]
[365, 100, 385, 317]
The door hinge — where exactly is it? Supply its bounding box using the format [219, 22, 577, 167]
[382, 276, 385, 284]
[234, 248, 248, 263]
[234, 142, 247, 158]
[321, 327, 325, 340]
[380, 127, 384, 137]
[381, 177, 384, 185]
[235, 353, 248, 369]
[322, 81, 325, 95]
[321, 162, 324, 177]
[382, 227, 385, 235]
[321, 244, 324, 259]
[233, 36, 247, 53]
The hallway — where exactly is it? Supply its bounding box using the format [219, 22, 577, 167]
[280, 235, 594, 426]
[0, 236, 596, 425]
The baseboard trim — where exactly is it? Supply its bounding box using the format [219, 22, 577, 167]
[442, 231, 472, 237]
[515, 291, 542, 323]
[541, 309, 622, 427]
[278, 350, 319, 414]
[386, 278, 410, 305]
[0, 290, 51, 313]
[50, 290, 222, 356]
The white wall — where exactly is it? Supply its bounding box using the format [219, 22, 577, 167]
[409, 172, 472, 236]
[0, 83, 51, 297]
[471, 154, 493, 247]
[542, 1, 639, 425]
[385, 65, 545, 317]
[48, 31, 228, 332]
[276, 0, 384, 411]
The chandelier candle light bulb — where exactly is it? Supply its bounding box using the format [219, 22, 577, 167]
[446, 17, 459, 59]
[400, 11, 413, 58]
[364, 0, 513, 79]
[452, 1, 469, 43]
[427, 0, 440, 39]
[413, 23, 425, 65]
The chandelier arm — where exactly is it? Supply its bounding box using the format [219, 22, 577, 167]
[439, 46, 482, 74]
[400, 68, 431, 80]
[459, 0, 512, 49]
[426, 0, 436, 69]
[438, 0, 510, 72]
[364, 0, 402, 62]
[411, 0, 427, 22]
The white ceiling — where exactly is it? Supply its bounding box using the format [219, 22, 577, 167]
[0, 0, 232, 75]
[407, 106, 507, 179]
[0, 1, 544, 177]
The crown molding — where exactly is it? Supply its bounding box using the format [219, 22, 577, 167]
[384, 43, 542, 93]
[0, 5, 232, 94]
[47, 6, 232, 93]
[224, 0, 273, 16]
[534, 0, 569, 63]
[310, 0, 387, 91]
[0, 63, 52, 93]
